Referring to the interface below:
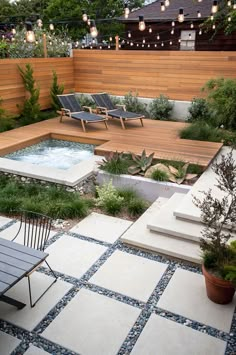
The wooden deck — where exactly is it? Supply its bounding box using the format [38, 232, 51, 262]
[0, 117, 223, 168]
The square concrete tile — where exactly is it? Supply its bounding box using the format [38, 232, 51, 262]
[0, 272, 72, 331]
[42, 288, 140, 355]
[0, 216, 12, 229]
[0, 221, 57, 244]
[157, 268, 236, 333]
[24, 345, 50, 355]
[70, 212, 133, 243]
[45, 234, 107, 279]
[90, 250, 167, 302]
[130, 314, 227, 355]
[0, 331, 21, 355]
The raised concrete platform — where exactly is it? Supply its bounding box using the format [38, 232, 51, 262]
[174, 147, 236, 223]
[121, 197, 201, 264]
[147, 193, 204, 243]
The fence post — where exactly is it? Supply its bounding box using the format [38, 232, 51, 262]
[115, 35, 119, 51]
[43, 34, 47, 58]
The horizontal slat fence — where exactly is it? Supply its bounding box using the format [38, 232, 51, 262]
[73, 50, 236, 101]
[0, 58, 74, 114]
[1, 51, 236, 115]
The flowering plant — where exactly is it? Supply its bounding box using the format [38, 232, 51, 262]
[193, 150, 236, 284]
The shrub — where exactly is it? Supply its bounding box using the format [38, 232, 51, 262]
[50, 71, 64, 110]
[187, 98, 212, 123]
[100, 152, 132, 175]
[180, 122, 223, 142]
[77, 94, 95, 108]
[151, 169, 169, 181]
[0, 97, 17, 132]
[123, 91, 149, 116]
[149, 94, 174, 120]
[95, 180, 124, 215]
[18, 63, 40, 123]
[127, 197, 147, 217]
[202, 77, 236, 130]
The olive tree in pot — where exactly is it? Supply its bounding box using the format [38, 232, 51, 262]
[193, 149, 236, 304]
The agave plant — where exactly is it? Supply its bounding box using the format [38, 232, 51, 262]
[128, 150, 154, 175]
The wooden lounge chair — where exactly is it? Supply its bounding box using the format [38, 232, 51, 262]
[91, 93, 144, 129]
[57, 94, 108, 132]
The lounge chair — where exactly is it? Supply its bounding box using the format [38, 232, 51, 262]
[91, 93, 144, 129]
[57, 94, 108, 132]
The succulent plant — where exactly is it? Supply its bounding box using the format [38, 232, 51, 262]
[128, 150, 154, 175]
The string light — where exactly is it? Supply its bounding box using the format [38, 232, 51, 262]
[169, 40, 172, 45]
[212, 23, 216, 29]
[82, 10, 88, 22]
[148, 26, 152, 33]
[142, 38, 146, 43]
[199, 28, 202, 35]
[161, 42, 164, 46]
[25, 21, 35, 43]
[49, 21, 54, 31]
[211, 1, 218, 14]
[139, 15, 146, 31]
[11, 24, 16, 35]
[124, 3, 130, 19]
[157, 34, 160, 40]
[171, 28, 174, 34]
[161, 2, 166, 11]
[228, 16, 232, 21]
[165, 0, 170, 7]
[210, 13, 214, 21]
[90, 20, 98, 38]
[190, 22, 194, 28]
[128, 31, 131, 38]
[197, 11, 202, 18]
[87, 17, 91, 26]
[37, 19, 43, 28]
[178, 8, 184, 23]
[227, 0, 232, 5]
[234, 0, 236, 9]
[172, 21, 175, 27]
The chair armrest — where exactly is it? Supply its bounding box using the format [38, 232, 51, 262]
[116, 104, 126, 111]
[96, 106, 108, 114]
[82, 106, 92, 113]
[61, 108, 71, 116]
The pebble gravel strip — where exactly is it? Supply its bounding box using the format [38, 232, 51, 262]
[0, 227, 235, 355]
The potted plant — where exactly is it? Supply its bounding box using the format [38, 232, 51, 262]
[193, 149, 236, 304]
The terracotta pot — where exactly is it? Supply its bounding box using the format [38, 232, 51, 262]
[202, 265, 235, 304]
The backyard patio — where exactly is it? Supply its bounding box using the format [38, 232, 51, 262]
[0, 207, 235, 355]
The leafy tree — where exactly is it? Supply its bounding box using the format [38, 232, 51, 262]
[50, 70, 64, 110]
[18, 63, 40, 122]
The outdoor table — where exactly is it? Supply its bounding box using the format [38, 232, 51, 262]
[0, 237, 48, 309]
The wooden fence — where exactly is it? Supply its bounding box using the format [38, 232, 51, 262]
[0, 58, 74, 114]
[1, 51, 236, 115]
[74, 50, 236, 101]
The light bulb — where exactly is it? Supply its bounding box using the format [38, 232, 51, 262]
[197, 11, 201, 18]
[165, 0, 170, 6]
[82, 12, 88, 22]
[161, 2, 165, 11]
[149, 26, 152, 33]
[211, 1, 218, 14]
[128, 31, 131, 38]
[172, 21, 175, 27]
[124, 3, 130, 19]
[171, 28, 174, 35]
[49, 23, 54, 31]
[139, 16, 146, 31]
[178, 8, 184, 23]
[90, 21, 98, 38]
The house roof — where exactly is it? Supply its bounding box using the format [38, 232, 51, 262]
[122, 0, 212, 22]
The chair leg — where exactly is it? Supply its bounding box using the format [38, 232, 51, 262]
[104, 120, 108, 129]
[120, 118, 126, 129]
[81, 120, 86, 132]
[27, 261, 58, 308]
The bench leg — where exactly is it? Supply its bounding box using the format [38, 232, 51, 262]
[0, 294, 26, 310]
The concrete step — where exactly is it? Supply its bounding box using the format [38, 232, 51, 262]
[147, 193, 204, 243]
[174, 147, 235, 224]
[121, 196, 201, 264]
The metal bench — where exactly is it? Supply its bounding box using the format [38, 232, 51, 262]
[0, 237, 48, 309]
